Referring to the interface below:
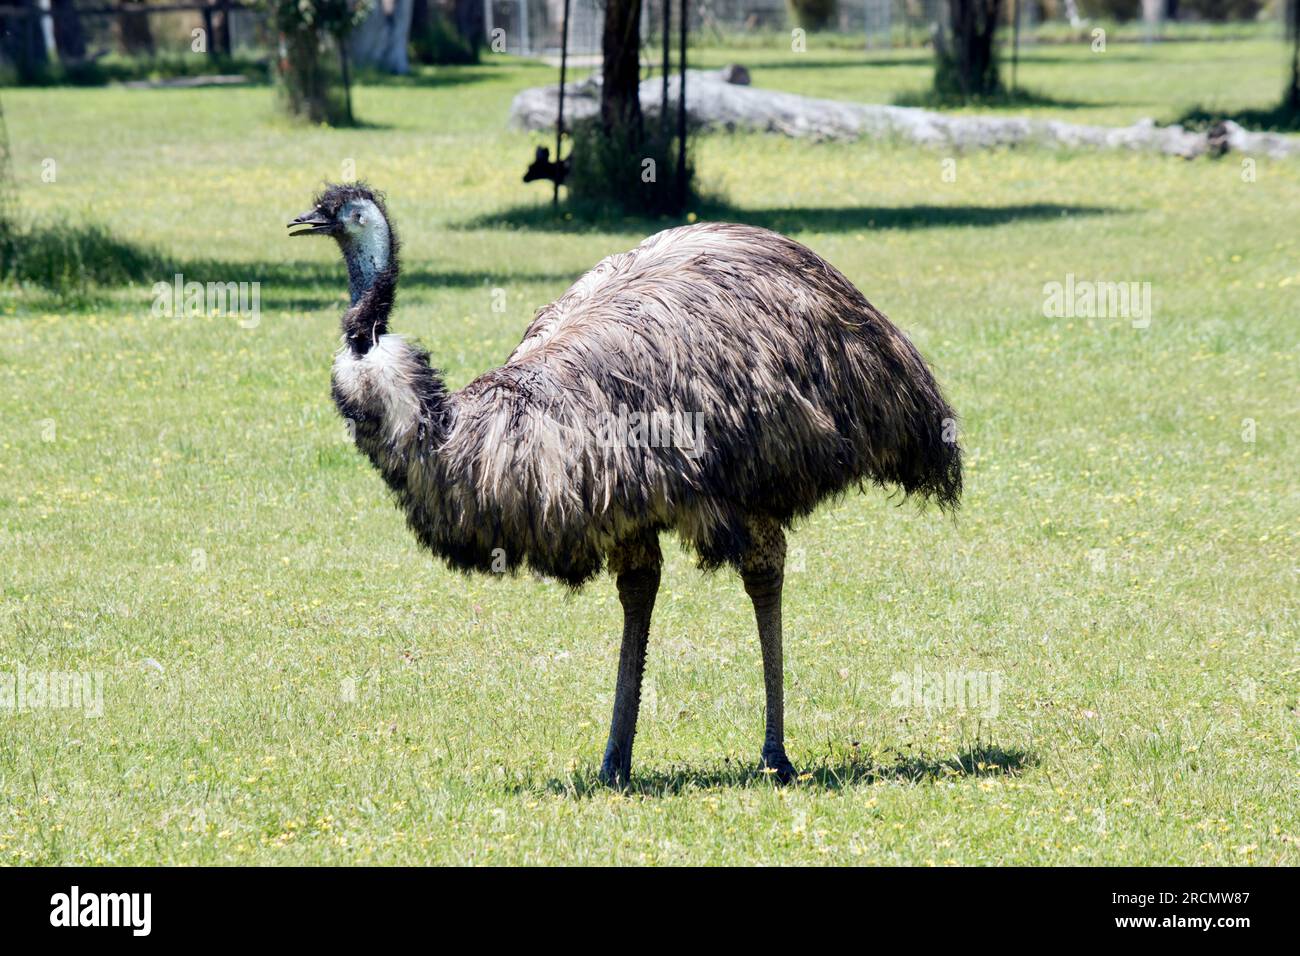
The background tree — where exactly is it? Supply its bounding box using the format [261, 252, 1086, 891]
[51, 0, 87, 63]
[933, 0, 1002, 100]
[118, 0, 156, 56]
[563, 0, 692, 215]
[1289, 0, 1299, 112]
[1, 0, 50, 81]
[452, 0, 484, 52]
[787, 0, 838, 30]
[410, 0, 482, 64]
[267, 0, 370, 125]
[208, 0, 233, 57]
[0, 94, 16, 272]
[600, 0, 644, 146]
[349, 0, 413, 73]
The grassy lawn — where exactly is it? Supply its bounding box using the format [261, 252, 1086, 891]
[1, 38, 1297, 865]
[691, 36, 1298, 127]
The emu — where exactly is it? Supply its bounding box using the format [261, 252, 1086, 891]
[289, 183, 962, 786]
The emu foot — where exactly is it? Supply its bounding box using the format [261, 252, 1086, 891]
[760, 747, 799, 784]
[598, 745, 632, 789]
[598, 762, 631, 789]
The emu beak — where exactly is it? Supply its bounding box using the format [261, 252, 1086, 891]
[287, 209, 334, 237]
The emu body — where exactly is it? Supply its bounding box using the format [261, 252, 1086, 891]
[291, 183, 961, 784]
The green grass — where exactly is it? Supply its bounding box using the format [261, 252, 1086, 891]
[0, 38, 1297, 865]
[691, 36, 1298, 126]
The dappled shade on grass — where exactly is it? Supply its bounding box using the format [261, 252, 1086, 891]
[2, 221, 164, 303]
[462, 201, 1119, 236]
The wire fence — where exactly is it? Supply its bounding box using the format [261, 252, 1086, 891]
[1, 0, 1289, 68]
[0, 0, 267, 73]
[481, 0, 954, 56]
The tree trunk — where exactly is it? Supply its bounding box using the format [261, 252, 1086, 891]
[0, 91, 16, 236]
[600, 0, 644, 142]
[4, 0, 49, 79]
[279, 28, 348, 124]
[411, 0, 430, 38]
[118, 0, 155, 56]
[453, 0, 484, 51]
[1289, 0, 1299, 112]
[568, 0, 691, 215]
[51, 0, 87, 62]
[935, 0, 1001, 99]
[209, 0, 231, 57]
[0, 96, 16, 276]
[348, 0, 413, 74]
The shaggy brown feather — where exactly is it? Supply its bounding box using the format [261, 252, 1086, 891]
[328, 206, 961, 587]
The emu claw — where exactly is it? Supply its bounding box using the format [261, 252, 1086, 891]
[598, 745, 632, 789]
[598, 760, 632, 789]
[760, 749, 799, 784]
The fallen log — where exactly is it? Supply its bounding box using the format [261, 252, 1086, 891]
[509, 69, 1300, 160]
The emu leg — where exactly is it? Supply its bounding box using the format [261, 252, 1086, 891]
[742, 518, 797, 783]
[599, 535, 662, 787]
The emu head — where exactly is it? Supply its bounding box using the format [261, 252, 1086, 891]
[289, 182, 393, 251]
[289, 183, 397, 300]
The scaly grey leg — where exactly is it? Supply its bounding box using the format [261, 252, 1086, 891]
[741, 517, 797, 783]
[599, 533, 662, 787]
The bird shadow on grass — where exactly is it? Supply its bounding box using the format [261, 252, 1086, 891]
[518, 743, 1036, 800]
[463, 200, 1118, 236]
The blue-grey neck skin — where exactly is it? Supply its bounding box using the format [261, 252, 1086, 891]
[341, 214, 392, 305]
[335, 203, 401, 357]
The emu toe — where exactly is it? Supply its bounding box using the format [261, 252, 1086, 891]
[598, 741, 633, 789]
[760, 748, 799, 784]
[598, 759, 632, 789]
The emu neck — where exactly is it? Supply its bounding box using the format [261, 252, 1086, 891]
[343, 219, 391, 305]
[339, 222, 397, 355]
